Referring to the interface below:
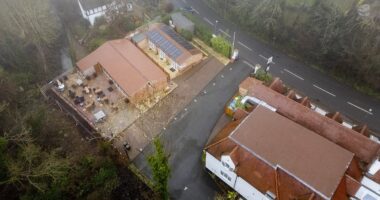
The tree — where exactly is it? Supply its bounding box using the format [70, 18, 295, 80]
[1, 132, 70, 192]
[0, 0, 61, 74]
[163, 2, 174, 13]
[148, 138, 170, 200]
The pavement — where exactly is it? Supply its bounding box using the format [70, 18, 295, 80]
[171, 0, 380, 133]
[133, 61, 251, 199]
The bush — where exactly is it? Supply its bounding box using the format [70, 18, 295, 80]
[148, 138, 170, 200]
[211, 36, 231, 58]
[163, 2, 174, 13]
[88, 38, 107, 51]
[179, 29, 193, 41]
[161, 14, 171, 25]
[255, 68, 273, 85]
[195, 24, 213, 45]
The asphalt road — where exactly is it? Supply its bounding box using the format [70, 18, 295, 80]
[133, 61, 251, 199]
[172, 0, 380, 133]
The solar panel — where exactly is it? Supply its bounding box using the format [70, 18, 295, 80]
[160, 26, 195, 50]
[147, 30, 183, 60]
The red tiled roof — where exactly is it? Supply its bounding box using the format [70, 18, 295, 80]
[239, 77, 380, 163]
[206, 106, 354, 199]
[76, 39, 168, 99]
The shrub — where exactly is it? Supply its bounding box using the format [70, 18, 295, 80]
[161, 14, 171, 25]
[211, 36, 231, 57]
[179, 29, 193, 41]
[255, 68, 273, 85]
[195, 25, 213, 45]
[148, 138, 170, 200]
[88, 38, 106, 51]
[163, 2, 174, 13]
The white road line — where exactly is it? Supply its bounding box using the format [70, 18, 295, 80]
[243, 60, 254, 69]
[259, 54, 267, 60]
[191, 7, 200, 14]
[219, 29, 231, 37]
[284, 69, 304, 81]
[313, 84, 336, 97]
[238, 41, 252, 51]
[203, 17, 213, 25]
[258, 54, 276, 64]
[347, 102, 373, 115]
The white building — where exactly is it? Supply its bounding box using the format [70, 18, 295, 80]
[78, 0, 126, 26]
[204, 105, 380, 200]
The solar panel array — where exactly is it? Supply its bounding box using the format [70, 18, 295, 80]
[160, 26, 195, 50]
[147, 31, 183, 60]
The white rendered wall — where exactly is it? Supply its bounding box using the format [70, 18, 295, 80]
[205, 152, 237, 188]
[206, 152, 269, 199]
[78, 0, 107, 26]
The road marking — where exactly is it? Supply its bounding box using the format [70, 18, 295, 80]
[219, 29, 231, 37]
[191, 7, 200, 14]
[238, 41, 252, 51]
[259, 54, 275, 64]
[347, 102, 373, 115]
[284, 69, 304, 80]
[313, 84, 336, 97]
[243, 60, 254, 69]
[259, 54, 267, 60]
[203, 17, 213, 25]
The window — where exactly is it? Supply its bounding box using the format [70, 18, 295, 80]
[159, 50, 166, 60]
[222, 161, 230, 168]
[149, 41, 156, 50]
[220, 171, 231, 181]
[222, 161, 234, 171]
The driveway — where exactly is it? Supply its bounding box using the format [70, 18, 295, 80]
[133, 60, 251, 199]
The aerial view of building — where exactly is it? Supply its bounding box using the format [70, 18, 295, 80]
[48, 38, 171, 139]
[76, 39, 169, 104]
[133, 23, 203, 78]
[78, 0, 128, 26]
[2, 0, 380, 199]
[205, 77, 380, 200]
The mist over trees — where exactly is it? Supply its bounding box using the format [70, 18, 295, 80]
[0, 0, 154, 199]
[0, 0, 62, 75]
[206, 0, 380, 93]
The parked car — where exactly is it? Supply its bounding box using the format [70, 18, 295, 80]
[181, 6, 195, 14]
[231, 49, 239, 62]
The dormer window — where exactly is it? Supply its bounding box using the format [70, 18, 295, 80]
[222, 161, 233, 172]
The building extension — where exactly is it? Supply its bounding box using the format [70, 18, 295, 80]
[145, 23, 202, 73]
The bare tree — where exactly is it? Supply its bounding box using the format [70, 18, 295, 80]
[0, 0, 61, 73]
[0, 131, 70, 192]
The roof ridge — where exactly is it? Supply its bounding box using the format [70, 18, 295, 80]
[204, 137, 229, 150]
[107, 40, 151, 84]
